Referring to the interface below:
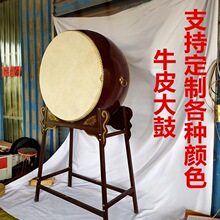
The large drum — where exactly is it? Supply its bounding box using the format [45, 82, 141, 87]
[39, 30, 129, 121]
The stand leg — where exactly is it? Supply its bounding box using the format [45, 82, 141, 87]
[123, 108, 139, 213]
[68, 128, 74, 187]
[124, 138, 139, 213]
[99, 140, 108, 220]
[97, 108, 109, 220]
[35, 130, 47, 202]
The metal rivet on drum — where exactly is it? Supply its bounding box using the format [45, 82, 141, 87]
[119, 77, 128, 87]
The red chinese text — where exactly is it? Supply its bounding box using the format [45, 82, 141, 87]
[184, 9, 207, 188]
[153, 49, 176, 138]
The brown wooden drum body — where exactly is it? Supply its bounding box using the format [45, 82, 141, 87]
[39, 30, 129, 121]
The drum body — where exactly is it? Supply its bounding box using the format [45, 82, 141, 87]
[39, 30, 129, 121]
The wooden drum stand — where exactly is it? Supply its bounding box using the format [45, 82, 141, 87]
[35, 106, 138, 220]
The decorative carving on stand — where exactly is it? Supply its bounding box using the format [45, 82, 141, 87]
[100, 110, 110, 146]
[40, 106, 57, 133]
[83, 115, 97, 126]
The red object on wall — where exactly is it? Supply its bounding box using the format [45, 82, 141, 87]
[0, 157, 7, 169]
[1, 66, 22, 77]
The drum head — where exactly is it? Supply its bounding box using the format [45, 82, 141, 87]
[39, 31, 104, 121]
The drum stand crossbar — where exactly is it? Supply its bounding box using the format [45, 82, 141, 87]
[35, 106, 138, 220]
